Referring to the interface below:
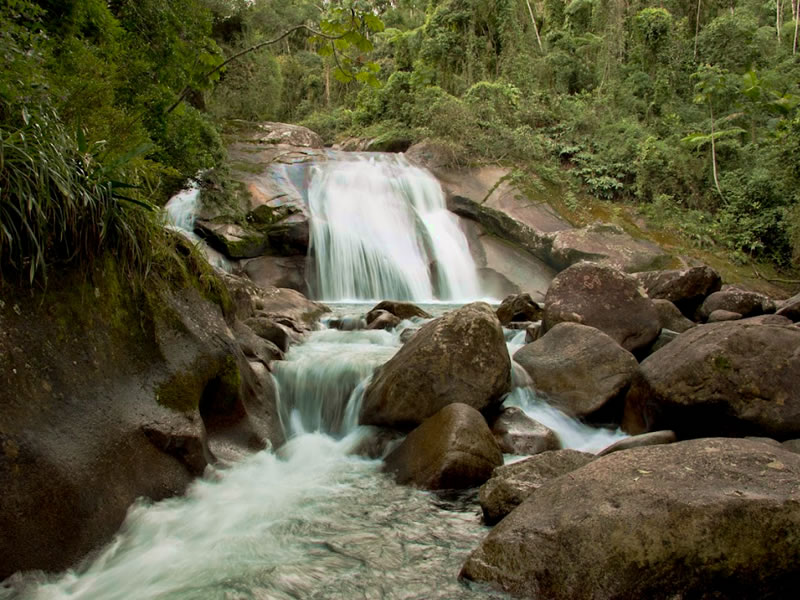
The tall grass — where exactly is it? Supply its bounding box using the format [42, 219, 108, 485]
[0, 107, 159, 283]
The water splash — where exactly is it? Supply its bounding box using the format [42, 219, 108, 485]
[308, 155, 480, 302]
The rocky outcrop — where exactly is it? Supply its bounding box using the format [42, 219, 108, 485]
[542, 262, 660, 353]
[490, 407, 560, 456]
[495, 293, 543, 326]
[462, 438, 800, 599]
[360, 303, 511, 429]
[0, 260, 286, 579]
[634, 266, 722, 318]
[624, 320, 800, 439]
[698, 287, 776, 321]
[383, 403, 503, 490]
[366, 300, 431, 323]
[478, 450, 593, 524]
[514, 323, 639, 421]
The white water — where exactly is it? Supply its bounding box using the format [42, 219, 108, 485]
[164, 184, 231, 272]
[308, 155, 480, 302]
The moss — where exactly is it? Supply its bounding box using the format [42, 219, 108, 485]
[156, 368, 207, 413]
[713, 355, 732, 372]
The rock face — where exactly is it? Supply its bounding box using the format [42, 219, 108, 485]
[514, 322, 639, 420]
[624, 320, 800, 439]
[383, 403, 503, 490]
[360, 303, 511, 429]
[698, 288, 776, 321]
[0, 262, 285, 579]
[478, 450, 594, 524]
[495, 293, 543, 325]
[634, 266, 722, 317]
[462, 438, 800, 600]
[490, 407, 560, 455]
[542, 262, 660, 353]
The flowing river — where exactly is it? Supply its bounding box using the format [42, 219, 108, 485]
[1, 156, 625, 599]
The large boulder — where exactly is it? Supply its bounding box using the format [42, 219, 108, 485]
[514, 322, 639, 420]
[360, 303, 511, 429]
[495, 293, 543, 326]
[634, 266, 722, 318]
[542, 262, 660, 353]
[366, 300, 431, 323]
[698, 287, 776, 321]
[478, 449, 593, 524]
[383, 403, 503, 490]
[490, 407, 560, 455]
[243, 255, 307, 295]
[623, 320, 800, 439]
[461, 438, 800, 599]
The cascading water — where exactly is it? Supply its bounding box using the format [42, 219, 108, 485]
[164, 184, 231, 272]
[308, 155, 480, 302]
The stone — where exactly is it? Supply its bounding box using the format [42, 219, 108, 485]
[634, 266, 722, 318]
[707, 309, 742, 322]
[142, 413, 212, 477]
[524, 322, 542, 344]
[776, 292, 800, 322]
[495, 293, 543, 325]
[194, 220, 268, 259]
[243, 256, 307, 295]
[782, 439, 800, 454]
[244, 316, 297, 352]
[595, 430, 677, 457]
[542, 262, 660, 353]
[461, 438, 800, 600]
[490, 407, 560, 456]
[652, 299, 695, 333]
[383, 403, 503, 490]
[623, 320, 800, 439]
[514, 322, 639, 420]
[642, 328, 679, 356]
[698, 288, 776, 321]
[478, 450, 594, 524]
[367, 310, 401, 330]
[360, 303, 511, 429]
[232, 320, 284, 367]
[365, 300, 431, 323]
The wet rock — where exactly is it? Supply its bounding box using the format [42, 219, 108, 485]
[542, 262, 660, 353]
[707, 309, 742, 322]
[776, 292, 800, 322]
[244, 316, 297, 352]
[514, 322, 638, 420]
[383, 403, 503, 490]
[398, 326, 419, 344]
[142, 413, 213, 476]
[366, 310, 401, 331]
[478, 450, 593, 525]
[595, 430, 676, 457]
[524, 322, 542, 344]
[351, 428, 404, 460]
[623, 320, 800, 439]
[461, 438, 800, 600]
[366, 300, 431, 323]
[490, 407, 560, 456]
[495, 293, 543, 326]
[361, 303, 511, 429]
[652, 299, 695, 333]
[232, 320, 284, 367]
[243, 256, 307, 295]
[634, 266, 722, 318]
[698, 288, 776, 321]
[195, 220, 268, 259]
[326, 315, 366, 331]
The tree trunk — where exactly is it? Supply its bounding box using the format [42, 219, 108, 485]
[325, 61, 331, 108]
[709, 103, 723, 198]
[525, 0, 544, 53]
[694, 0, 702, 60]
[794, 0, 800, 54]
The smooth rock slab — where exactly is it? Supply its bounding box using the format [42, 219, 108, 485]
[383, 403, 503, 490]
[462, 438, 800, 599]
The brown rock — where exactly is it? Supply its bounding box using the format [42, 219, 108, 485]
[495, 294, 543, 326]
[514, 322, 639, 420]
[461, 438, 800, 599]
[383, 403, 503, 490]
[490, 407, 560, 455]
[707, 309, 742, 322]
[360, 303, 511, 428]
[634, 266, 721, 318]
[366, 310, 401, 330]
[542, 262, 660, 353]
[478, 449, 594, 524]
[776, 292, 800, 322]
[596, 430, 676, 457]
[624, 320, 800, 439]
[698, 288, 776, 321]
[366, 300, 431, 323]
[652, 299, 695, 333]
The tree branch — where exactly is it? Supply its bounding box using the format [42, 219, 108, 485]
[752, 265, 800, 285]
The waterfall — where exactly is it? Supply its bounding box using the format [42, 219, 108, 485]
[308, 154, 480, 302]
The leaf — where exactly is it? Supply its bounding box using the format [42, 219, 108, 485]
[113, 195, 155, 211]
[364, 14, 385, 33]
[333, 68, 353, 84]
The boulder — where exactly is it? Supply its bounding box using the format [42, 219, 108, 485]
[244, 121, 324, 148]
[596, 430, 676, 457]
[698, 288, 776, 321]
[776, 292, 800, 322]
[490, 407, 560, 456]
[383, 403, 503, 490]
[243, 256, 307, 295]
[495, 293, 543, 326]
[462, 438, 800, 599]
[367, 310, 401, 330]
[642, 328, 679, 356]
[652, 299, 695, 333]
[514, 323, 639, 420]
[634, 266, 722, 317]
[707, 309, 742, 322]
[783, 439, 800, 454]
[366, 300, 431, 323]
[194, 220, 268, 259]
[542, 262, 660, 353]
[360, 303, 511, 428]
[742, 314, 793, 326]
[244, 316, 297, 352]
[623, 320, 800, 439]
[478, 450, 594, 524]
[524, 322, 542, 344]
[232, 320, 284, 367]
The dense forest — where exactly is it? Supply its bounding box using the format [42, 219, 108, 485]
[2, 0, 799, 284]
